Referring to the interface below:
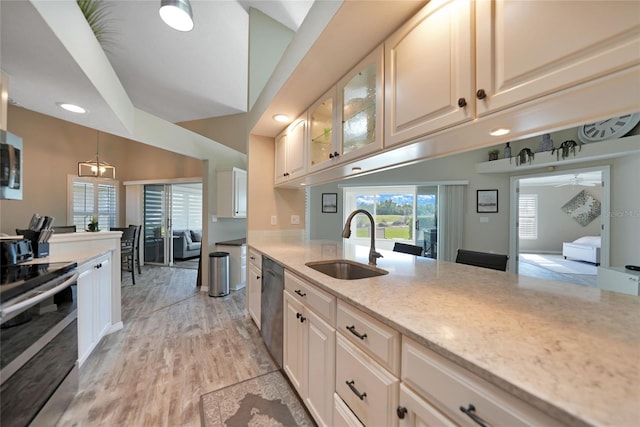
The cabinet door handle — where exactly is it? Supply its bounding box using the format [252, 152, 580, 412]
[460, 404, 489, 427]
[346, 325, 367, 340]
[333, 151, 340, 157]
[457, 97, 467, 107]
[476, 89, 487, 100]
[396, 406, 408, 419]
[346, 380, 366, 400]
[256, 275, 261, 280]
[294, 289, 306, 298]
[329, 153, 334, 159]
[296, 312, 306, 323]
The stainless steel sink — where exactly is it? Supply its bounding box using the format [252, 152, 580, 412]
[305, 259, 388, 280]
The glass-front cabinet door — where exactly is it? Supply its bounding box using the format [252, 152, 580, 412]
[309, 88, 337, 173]
[339, 45, 383, 161]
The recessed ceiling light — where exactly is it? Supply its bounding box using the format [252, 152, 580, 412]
[58, 103, 87, 114]
[490, 128, 510, 136]
[273, 114, 290, 123]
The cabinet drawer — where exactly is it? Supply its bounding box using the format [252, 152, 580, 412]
[402, 337, 563, 427]
[335, 334, 399, 427]
[337, 300, 400, 375]
[248, 247, 261, 269]
[333, 393, 364, 427]
[285, 271, 336, 325]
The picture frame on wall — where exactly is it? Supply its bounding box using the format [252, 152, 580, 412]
[322, 193, 338, 213]
[477, 189, 498, 213]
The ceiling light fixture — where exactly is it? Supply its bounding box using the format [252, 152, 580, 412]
[58, 102, 87, 114]
[490, 128, 510, 136]
[273, 114, 290, 123]
[78, 131, 116, 179]
[352, 167, 362, 172]
[159, 0, 194, 32]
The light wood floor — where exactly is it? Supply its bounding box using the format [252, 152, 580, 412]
[58, 266, 277, 426]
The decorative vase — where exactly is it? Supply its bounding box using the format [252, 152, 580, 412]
[504, 142, 511, 159]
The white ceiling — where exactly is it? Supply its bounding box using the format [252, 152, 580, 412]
[1, 0, 312, 132]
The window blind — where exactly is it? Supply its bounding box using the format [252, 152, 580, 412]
[519, 194, 538, 239]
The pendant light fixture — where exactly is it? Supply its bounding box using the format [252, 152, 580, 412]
[78, 131, 116, 179]
[159, 0, 194, 32]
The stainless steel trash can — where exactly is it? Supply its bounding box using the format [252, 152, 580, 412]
[208, 252, 229, 297]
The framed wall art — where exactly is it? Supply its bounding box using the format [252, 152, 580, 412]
[322, 193, 338, 213]
[477, 189, 498, 213]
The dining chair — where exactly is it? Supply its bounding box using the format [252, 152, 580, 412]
[113, 226, 137, 285]
[129, 224, 142, 274]
[393, 242, 424, 256]
[455, 249, 509, 271]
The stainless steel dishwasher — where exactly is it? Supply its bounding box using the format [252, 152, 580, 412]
[260, 256, 284, 368]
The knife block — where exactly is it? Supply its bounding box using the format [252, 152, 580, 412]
[15, 229, 50, 258]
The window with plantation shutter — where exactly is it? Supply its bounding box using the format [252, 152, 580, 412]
[519, 194, 538, 239]
[69, 176, 118, 231]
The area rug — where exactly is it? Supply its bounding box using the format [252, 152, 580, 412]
[200, 371, 314, 427]
[520, 253, 597, 275]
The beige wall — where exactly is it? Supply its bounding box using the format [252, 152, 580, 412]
[247, 134, 305, 233]
[0, 106, 202, 235]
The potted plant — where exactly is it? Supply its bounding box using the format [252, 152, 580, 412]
[88, 215, 99, 232]
[488, 149, 500, 161]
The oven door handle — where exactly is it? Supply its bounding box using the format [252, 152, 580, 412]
[1, 272, 79, 318]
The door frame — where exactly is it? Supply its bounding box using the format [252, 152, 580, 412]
[509, 165, 610, 273]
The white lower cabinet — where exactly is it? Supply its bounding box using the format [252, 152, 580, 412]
[400, 336, 564, 427]
[335, 334, 399, 427]
[247, 248, 262, 328]
[77, 252, 112, 366]
[333, 392, 365, 427]
[398, 383, 455, 427]
[283, 272, 336, 427]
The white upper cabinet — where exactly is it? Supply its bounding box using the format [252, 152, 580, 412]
[217, 167, 246, 218]
[385, 0, 473, 147]
[308, 46, 384, 173]
[275, 114, 308, 185]
[337, 45, 384, 163]
[308, 88, 338, 173]
[475, 0, 640, 116]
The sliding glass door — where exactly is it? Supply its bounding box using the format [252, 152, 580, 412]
[416, 186, 437, 258]
[144, 184, 171, 265]
[143, 183, 203, 266]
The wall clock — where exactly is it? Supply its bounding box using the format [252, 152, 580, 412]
[578, 113, 640, 143]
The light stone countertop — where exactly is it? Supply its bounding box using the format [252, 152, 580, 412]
[249, 239, 640, 427]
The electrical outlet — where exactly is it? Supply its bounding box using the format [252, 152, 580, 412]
[291, 215, 300, 225]
[270, 215, 277, 225]
[211, 215, 217, 223]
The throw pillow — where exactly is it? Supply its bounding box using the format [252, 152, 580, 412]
[191, 230, 202, 242]
[183, 231, 193, 245]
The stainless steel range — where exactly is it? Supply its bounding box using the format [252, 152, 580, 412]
[0, 261, 78, 427]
